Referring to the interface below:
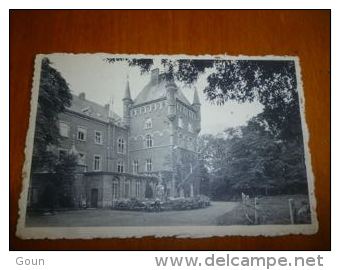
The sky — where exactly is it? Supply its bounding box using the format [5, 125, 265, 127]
[48, 54, 264, 135]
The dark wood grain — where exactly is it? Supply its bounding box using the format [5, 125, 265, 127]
[9, 10, 330, 250]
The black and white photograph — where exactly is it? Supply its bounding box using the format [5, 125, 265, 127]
[16, 54, 317, 238]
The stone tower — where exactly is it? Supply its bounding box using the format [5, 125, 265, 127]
[128, 69, 201, 197]
[166, 78, 178, 146]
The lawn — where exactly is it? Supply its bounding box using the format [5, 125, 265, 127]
[217, 194, 311, 225]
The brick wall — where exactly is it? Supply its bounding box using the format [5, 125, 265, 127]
[58, 111, 129, 174]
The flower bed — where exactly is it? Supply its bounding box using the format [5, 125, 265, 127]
[112, 196, 210, 212]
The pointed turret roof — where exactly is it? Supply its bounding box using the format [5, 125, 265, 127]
[123, 76, 132, 100]
[192, 87, 201, 105]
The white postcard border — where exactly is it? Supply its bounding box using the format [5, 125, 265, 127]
[16, 53, 318, 239]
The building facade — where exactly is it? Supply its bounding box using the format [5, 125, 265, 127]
[29, 69, 201, 208]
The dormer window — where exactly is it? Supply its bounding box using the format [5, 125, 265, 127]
[144, 118, 152, 129]
[82, 106, 91, 115]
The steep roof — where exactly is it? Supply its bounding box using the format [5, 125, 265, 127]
[68, 94, 121, 123]
[133, 72, 191, 107]
[123, 79, 132, 100]
[192, 87, 201, 105]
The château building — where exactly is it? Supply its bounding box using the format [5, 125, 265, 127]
[29, 69, 202, 208]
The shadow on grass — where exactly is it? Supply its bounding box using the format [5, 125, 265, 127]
[217, 194, 311, 225]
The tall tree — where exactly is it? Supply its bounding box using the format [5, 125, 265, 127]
[32, 58, 73, 172]
[106, 57, 307, 199]
[106, 58, 302, 143]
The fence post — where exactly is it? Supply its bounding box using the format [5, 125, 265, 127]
[254, 197, 258, 225]
[288, 198, 295, 224]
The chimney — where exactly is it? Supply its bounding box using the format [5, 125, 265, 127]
[79, 92, 86, 100]
[104, 104, 110, 111]
[150, 68, 159, 84]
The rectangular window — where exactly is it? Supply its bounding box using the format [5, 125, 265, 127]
[59, 122, 69, 137]
[117, 161, 124, 173]
[94, 131, 103, 144]
[117, 138, 125, 153]
[77, 127, 87, 141]
[93, 155, 101, 171]
[133, 160, 139, 174]
[146, 158, 152, 172]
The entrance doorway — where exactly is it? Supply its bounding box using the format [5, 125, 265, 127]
[90, 188, 98, 208]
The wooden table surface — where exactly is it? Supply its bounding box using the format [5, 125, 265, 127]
[9, 10, 330, 250]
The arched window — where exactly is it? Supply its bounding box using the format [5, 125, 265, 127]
[188, 123, 193, 133]
[145, 134, 153, 148]
[178, 133, 183, 145]
[188, 137, 193, 149]
[112, 179, 119, 199]
[178, 117, 183, 128]
[117, 138, 125, 153]
[59, 122, 70, 137]
[133, 160, 139, 174]
[183, 136, 188, 147]
[135, 180, 141, 198]
[117, 160, 124, 173]
[146, 158, 152, 172]
[144, 118, 152, 129]
[93, 155, 102, 171]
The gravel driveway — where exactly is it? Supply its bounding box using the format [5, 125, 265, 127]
[26, 201, 239, 227]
